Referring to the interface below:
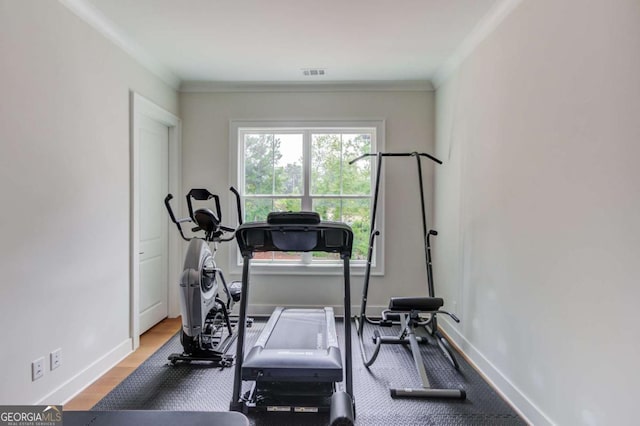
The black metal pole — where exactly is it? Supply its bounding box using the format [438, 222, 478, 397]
[414, 153, 435, 298]
[357, 152, 382, 334]
[417, 152, 443, 165]
[229, 186, 243, 225]
[343, 255, 353, 399]
[425, 229, 438, 335]
[426, 231, 438, 299]
[230, 254, 251, 411]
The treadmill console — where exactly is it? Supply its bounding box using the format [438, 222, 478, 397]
[267, 211, 320, 225]
[235, 214, 353, 257]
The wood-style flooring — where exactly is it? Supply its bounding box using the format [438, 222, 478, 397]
[64, 317, 181, 410]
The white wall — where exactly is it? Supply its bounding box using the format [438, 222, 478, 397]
[434, 0, 640, 424]
[180, 90, 436, 314]
[0, 1, 178, 404]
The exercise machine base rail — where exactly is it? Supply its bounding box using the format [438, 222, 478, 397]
[391, 311, 465, 400]
[357, 299, 465, 400]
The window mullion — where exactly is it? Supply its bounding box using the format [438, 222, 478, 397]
[302, 130, 312, 264]
[302, 130, 312, 210]
[340, 133, 343, 196]
[271, 134, 276, 262]
[271, 134, 276, 195]
[239, 130, 245, 196]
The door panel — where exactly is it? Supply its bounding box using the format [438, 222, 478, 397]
[139, 115, 169, 334]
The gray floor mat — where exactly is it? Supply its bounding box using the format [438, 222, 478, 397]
[93, 319, 525, 425]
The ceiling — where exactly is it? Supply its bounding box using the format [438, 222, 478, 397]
[81, 0, 501, 86]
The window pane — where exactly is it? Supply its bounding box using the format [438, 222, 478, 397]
[245, 198, 273, 260]
[311, 251, 341, 261]
[342, 198, 371, 260]
[313, 198, 341, 222]
[244, 198, 272, 222]
[342, 134, 372, 195]
[311, 134, 341, 195]
[273, 134, 303, 195]
[273, 198, 302, 212]
[245, 198, 303, 261]
[312, 198, 341, 260]
[253, 252, 274, 260]
[244, 134, 274, 195]
[273, 252, 303, 261]
[270, 197, 303, 259]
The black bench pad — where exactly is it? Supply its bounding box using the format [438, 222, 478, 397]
[388, 297, 444, 312]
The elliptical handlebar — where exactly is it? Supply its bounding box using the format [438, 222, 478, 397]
[229, 186, 243, 225]
[165, 187, 243, 243]
[165, 194, 191, 241]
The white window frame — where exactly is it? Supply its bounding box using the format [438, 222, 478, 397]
[228, 119, 385, 276]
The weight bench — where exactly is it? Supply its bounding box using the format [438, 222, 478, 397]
[365, 296, 466, 400]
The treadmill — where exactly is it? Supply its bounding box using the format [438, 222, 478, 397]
[229, 212, 355, 426]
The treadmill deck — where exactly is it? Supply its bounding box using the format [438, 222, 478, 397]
[242, 307, 343, 382]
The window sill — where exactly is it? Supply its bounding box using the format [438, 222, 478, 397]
[230, 262, 384, 277]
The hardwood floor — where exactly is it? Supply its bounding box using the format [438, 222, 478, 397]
[64, 317, 181, 410]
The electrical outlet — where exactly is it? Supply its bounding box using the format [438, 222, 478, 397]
[32, 357, 45, 381]
[50, 349, 61, 370]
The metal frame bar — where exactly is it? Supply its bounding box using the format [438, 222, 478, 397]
[351, 152, 444, 334]
[230, 255, 252, 411]
[388, 313, 466, 400]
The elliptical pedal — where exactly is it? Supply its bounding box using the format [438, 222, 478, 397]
[168, 352, 233, 368]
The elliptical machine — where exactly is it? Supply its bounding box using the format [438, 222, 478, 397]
[164, 187, 247, 367]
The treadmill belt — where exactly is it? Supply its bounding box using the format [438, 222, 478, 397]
[264, 309, 326, 350]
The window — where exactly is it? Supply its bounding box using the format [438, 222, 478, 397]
[231, 120, 385, 275]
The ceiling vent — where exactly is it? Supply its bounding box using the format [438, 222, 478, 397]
[302, 68, 326, 77]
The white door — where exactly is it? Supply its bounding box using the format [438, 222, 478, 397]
[138, 115, 169, 334]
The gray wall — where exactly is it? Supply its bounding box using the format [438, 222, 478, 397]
[0, 0, 178, 404]
[180, 90, 436, 314]
[434, 0, 640, 424]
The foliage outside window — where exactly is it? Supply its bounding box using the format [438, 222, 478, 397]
[239, 127, 376, 264]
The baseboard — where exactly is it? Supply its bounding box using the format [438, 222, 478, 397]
[37, 338, 133, 405]
[438, 319, 553, 426]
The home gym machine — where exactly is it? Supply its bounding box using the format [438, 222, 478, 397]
[350, 151, 466, 399]
[164, 187, 246, 367]
[230, 211, 356, 426]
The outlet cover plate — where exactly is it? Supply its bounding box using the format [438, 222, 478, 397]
[32, 357, 45, 381]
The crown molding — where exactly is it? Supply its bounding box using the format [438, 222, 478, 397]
[180, 80, 434, 93]
[58, 0, 181, 90]
[432, 0, 524, 89]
